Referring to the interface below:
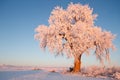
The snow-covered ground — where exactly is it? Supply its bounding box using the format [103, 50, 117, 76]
[0, 65, 119, 80]
[0, 70, 115, 80]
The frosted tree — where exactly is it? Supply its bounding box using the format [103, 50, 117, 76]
[34, 3, 115, 72]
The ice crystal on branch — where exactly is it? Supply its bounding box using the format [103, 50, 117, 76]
[35, 3, 115, 65]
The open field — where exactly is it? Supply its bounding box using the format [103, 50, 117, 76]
[0, 70, 115, 80]
[0, 65, 119, 80]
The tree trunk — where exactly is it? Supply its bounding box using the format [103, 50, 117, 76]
[73, 54, 82, 72]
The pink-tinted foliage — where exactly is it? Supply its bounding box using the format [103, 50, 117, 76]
[35, 3, 115, 64]
[81, 66, 120, 79]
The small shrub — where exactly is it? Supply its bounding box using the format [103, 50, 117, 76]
[69, 67, 73, 72]
[50, 70, 56, 73]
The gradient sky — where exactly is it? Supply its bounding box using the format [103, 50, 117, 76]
[0, 0, 120, 67]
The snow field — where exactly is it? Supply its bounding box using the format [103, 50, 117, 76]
[0, 70, 115, 80]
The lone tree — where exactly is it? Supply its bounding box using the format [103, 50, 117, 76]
[34, 3, 115, 72]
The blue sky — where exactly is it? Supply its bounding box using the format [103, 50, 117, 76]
[0, 0, 120, 67]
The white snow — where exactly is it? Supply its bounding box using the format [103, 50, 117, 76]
[0, 65, 119, 80]
[0, 70, 115, 80]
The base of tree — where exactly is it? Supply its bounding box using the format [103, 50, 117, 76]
[72, 55, 81, 73]
[68, 59, 81, 73]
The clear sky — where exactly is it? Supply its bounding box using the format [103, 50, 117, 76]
[0, 0, 120, 67]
